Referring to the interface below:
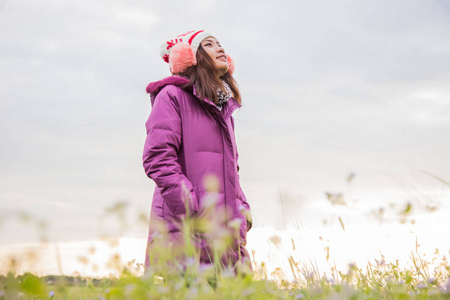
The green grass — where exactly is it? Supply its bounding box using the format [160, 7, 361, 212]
[2, 172, 450, 299]
[2, 218, 450, 299]
[1, 253, 450, 300]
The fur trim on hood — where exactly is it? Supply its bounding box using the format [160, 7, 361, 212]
[145, 76, 191, 105]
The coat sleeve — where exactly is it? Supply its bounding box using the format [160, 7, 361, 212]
[143, 89, 197, 216]
[230, 116, 252, 231]
[236, 151, 252, 231]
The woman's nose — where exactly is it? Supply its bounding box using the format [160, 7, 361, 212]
[217, 46, 224, 53]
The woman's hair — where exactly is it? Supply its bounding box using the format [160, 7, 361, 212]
[179, 45, 241, 105]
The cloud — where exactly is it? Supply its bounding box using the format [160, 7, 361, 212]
[1, 0, 450, 243]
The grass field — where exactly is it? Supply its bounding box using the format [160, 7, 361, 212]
[1, 250, 450, 299]
[2, 175, 450, 299]
[2, 219, 450, 299]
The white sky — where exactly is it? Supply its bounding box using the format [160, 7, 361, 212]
[1, 0, 450, 270]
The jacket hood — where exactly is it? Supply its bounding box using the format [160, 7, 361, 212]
[145, 76, 242, 114]
[146, 76, 192, 105]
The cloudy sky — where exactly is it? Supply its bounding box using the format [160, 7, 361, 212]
[1, 0, 450, 247]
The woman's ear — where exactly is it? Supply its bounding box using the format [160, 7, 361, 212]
[169, 42, 197, 74]
[227, 55, 235, 76]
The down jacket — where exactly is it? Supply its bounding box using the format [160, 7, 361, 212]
[143, 76, 251, 267]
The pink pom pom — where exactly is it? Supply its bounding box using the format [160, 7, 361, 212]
[169, 43, 197, 74]
[227, 55, 235, 76]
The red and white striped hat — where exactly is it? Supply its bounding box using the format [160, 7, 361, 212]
[160, 30, 235, 75]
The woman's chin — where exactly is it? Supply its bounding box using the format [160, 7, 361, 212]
[216, 65, 229, 77]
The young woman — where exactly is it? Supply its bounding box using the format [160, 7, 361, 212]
[143, 30, 252, 270]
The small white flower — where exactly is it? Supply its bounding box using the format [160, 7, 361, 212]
[185, 257, 196, 266]
[202, 194, 218, 208]
[222, 267, 235, 278]
[199, 263, 213, 273]
[188, 286, 199, 297]
[417, 282, 427, 289]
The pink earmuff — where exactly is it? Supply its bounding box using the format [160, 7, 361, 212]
[169, 42, 197, 74]
[227, 55, 235, 76]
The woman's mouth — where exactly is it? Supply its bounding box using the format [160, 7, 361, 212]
[217, 55, 227, 62]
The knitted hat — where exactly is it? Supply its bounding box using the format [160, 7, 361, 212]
[160, 30, 235, 75]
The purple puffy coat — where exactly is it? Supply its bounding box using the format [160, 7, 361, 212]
[143, 76, 251, 267]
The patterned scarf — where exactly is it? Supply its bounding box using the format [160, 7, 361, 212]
[216, 80, 232, 109]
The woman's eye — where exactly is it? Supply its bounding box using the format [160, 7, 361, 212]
[205, 43, 212, 46]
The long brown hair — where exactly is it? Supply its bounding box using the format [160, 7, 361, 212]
[179, 45, 241, 105]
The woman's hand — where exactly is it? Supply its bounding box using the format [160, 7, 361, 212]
[246, 209, 252, 232]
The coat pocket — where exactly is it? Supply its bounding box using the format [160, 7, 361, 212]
[163, 185, 199, 218]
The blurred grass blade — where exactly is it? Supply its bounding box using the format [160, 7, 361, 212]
[421, 170, 450, 186]
[338, 217, 345, 231]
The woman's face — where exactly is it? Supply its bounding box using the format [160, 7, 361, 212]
[200, 37, 228, 76]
